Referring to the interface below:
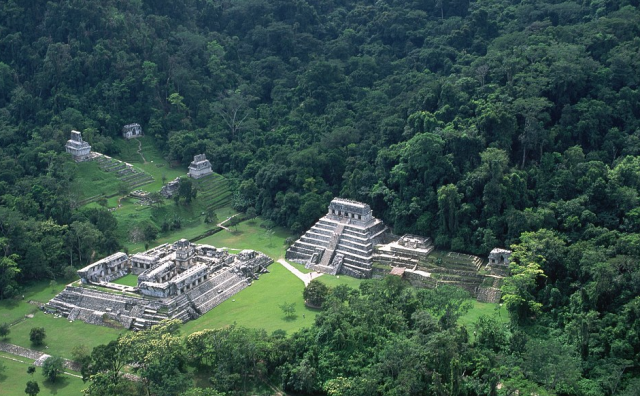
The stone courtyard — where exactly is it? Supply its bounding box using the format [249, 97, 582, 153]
[47, 239, 272, 330]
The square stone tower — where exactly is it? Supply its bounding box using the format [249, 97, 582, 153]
[188, 154, 213, 179]
[65, 130, 92, 161]
[122, 123, 143, 139]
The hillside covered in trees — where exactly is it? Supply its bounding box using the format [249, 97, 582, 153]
[1, 0, 640, 394]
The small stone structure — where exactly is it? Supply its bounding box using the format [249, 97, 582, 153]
[122, 123, 143, 139]
[286, 198, 389, 278]
[77, 252, 129, 284]
[65, 130, 92, 162]
[160, 177, 181, 198]
[46, 239, 272, 330]
[488, 248, 511, 267]
[288, 197, 509, 303]
[188, 154, 213, 179]
[374, 234, 434, 269]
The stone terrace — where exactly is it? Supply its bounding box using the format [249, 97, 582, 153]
[286, 198, 388, 277]
[46, 241, 273, 329]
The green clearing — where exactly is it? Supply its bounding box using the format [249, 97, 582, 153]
[181, 262, 317, 335]
[106, 196, 212, 253]
[112, 136, 187, 192]
[110, 274, 138, 287]
[458, 300, 510, 341]
[6, 312, 123, 360]
[0, 281, 68, 325]
[315, 273, 364, 289]
[70, 161, 122, 202]
[198, 217, 294, 260]
[0, 352, 86, 395]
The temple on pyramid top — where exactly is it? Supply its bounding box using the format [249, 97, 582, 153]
[286, 198, 389, 278]
[65, 130, 92, 162]
[188, 154, 213, 179]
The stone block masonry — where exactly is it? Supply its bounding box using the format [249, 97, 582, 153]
[286, 198, 389, 277]
[46, 240, 273, 330]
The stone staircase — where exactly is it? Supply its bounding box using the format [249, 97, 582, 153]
[317, 222, 345, 268]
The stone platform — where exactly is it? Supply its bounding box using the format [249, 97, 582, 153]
[46, 240, 273, 330]
[286, 198, 388, 278]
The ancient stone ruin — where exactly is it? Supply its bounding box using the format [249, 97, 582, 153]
[286, 198, 389, 278]
[188, 154, 213, 179]
[488, 248, 511, 272]
[288, 198, 508, 303]
[160, 177, 181, 198]
[46, 239, 272, 330]
[65, 130, 92, 162]
[122, 123, 143, 139]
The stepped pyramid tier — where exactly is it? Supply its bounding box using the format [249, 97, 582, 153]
[122, 123, 143, 139]
[65, 130, 92, 161]
[46, 240, 272, 330]
[373, 234, 434, 269]
[286, 198, 389, 278]
[188, 153, 213, 179]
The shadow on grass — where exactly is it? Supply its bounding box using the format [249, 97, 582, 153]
[1, 298, 20, 309]
[43, 376, 73, 394]
[282, 315, 298, 322]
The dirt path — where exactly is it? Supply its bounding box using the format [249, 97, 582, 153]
[277, 259, 323, 286]
[137, 139, 147, 164]
[217, 213, 239, 232]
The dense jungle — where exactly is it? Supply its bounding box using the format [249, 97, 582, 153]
[1, 0, 640, 394]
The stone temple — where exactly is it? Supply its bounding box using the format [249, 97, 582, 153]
[287, 198, 508, 303]
[286, 198, 389, 277]
[65, 130, 92, 162]
[122, 123, 143, 139]
[47, 239, 272, 330]
[188, 154, 213, 179]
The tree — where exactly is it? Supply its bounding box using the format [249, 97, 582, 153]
[227, 215, 241, 232]
[303, 279, 330, 308]
[42, 356, 64, 383]
[27, 365, 36, 376]
[279, 302, 296, 319]
[178, 177, 194, 204]
[147, 192, 164, 208]
[25, 380, 39, 396]
[213, 89, 257, 140]
[204, 208, 218, 225]
[0, 252, 20, 299]
[501, 240, 547, 325]
[29, 327, 46, 346]
[0, 322, 9, 340]
[71, 344, 91, 370]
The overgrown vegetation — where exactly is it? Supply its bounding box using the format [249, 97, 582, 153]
[0, 0, 639, 394]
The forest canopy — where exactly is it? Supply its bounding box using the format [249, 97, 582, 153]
[0, 0, 639, 394]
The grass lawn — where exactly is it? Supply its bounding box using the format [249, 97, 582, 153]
[0, 281, 68, 325]
[0, 352, 86, 395]
[113, 136, 187, 192]
[70, 161, 122, 201]
[110, 274, 138, 287]
[458, 299, 510, 341]
[315, 274, 364, 289]
[113, 197, 211, 253]
[6, 312, 123, 360]
[198, 217, 294, 260]
[181, 262, 318, 335]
